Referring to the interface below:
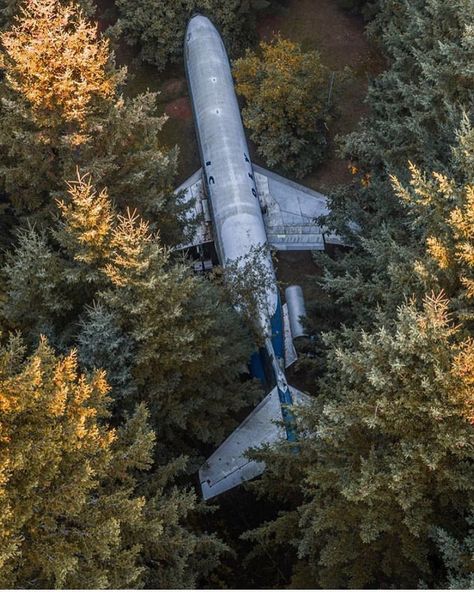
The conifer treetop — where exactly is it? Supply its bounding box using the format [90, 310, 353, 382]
[1, 0, 119, 139]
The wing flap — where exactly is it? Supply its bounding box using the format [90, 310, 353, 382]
[254, 164, 349, 249]
[174, 168, 214, 249]
[266, 224, 326, 251]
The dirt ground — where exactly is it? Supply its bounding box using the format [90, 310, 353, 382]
[256, 0, 384, 192]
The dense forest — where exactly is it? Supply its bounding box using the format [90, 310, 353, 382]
[0, 0, 473, 589]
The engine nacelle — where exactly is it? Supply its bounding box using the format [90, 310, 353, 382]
[285, 285, 308, 340]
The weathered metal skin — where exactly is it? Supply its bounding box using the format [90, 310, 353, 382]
[185, 15, 278, 339]
[285, 285, 308, 339]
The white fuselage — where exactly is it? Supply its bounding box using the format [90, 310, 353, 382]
[185, 15, 278, 339]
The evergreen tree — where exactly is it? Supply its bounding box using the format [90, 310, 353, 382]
[0, 335, 223, 588]
[76, 302, 136, 403]
[234, 36, 331, 178]
[391, 118, 474, 320]
[315, 119, 473, 332]
[0, 0, 180, 240]
[97, 207, 260, 449]
[344, 0, 474, 176]
[2, 225, 71, 342]
[433, 513, 474, 589]
[239, 126, 474, 589]
[0, 0, 94, 29]
[246, 294, 474, 588]
[321, 0, 474, 246]
[2, 173, 259, 453]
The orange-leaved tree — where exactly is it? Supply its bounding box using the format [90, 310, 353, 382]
[0, 335, 225, 588]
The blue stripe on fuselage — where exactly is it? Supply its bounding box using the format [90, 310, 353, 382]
[250, 350, 266, 384]
[270, 294, 298, 442]
[249, 292, 285, 385]
[270, 292, 285, 363]
[248, 294, 298, 443]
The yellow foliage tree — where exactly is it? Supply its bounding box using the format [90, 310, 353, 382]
[234, 36, 330, 177]
[392, 121, 474, 314]
[1, 0, 118, 142]
[0, 0, 178, 237]
[0, 335, 223, 588]
[0, 336, 142, 587]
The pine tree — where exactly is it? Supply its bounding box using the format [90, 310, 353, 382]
[391, 118, 474, 320]
[115, 0, 272, 71]
[2, 225, 71, 342]
[433, 512, 474, 589]
[0, 0, 180, 239]
[99, 206, 260, 449]
[0, 335, 222, 588]
[246, 294, 474, 588]
[317, 116, 474, 336]
[0, 0, 94, 29]
[323, 0, 474, 246]
[242, 2, 474, 589]
[76, 302, 136, 404]
[233, 36, 331, 178]
[1, 173, 259, 453]
[345, 0, 474, 176]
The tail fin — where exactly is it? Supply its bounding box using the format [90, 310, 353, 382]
[199, 385, 309, 500]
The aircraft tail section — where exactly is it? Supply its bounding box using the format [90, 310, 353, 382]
[199, 385, 309, 500]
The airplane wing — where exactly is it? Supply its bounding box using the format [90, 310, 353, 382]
[174, 168, 214, 249]
[199, 385, 310, 500]
[253, 164, 346, 251]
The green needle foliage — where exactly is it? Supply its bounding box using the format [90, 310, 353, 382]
[115, 0, 273, 71]
[1, 0, 473, 588]
[2, 173, 259, 453]
[0, 0, 181, 240]
[433, 513, 474, 589]
[0, 336, 224, 588]
[246, 294, 474, 588]
[242, 1, 474, 588]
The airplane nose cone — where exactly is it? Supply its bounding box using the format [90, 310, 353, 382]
[185, 14, 218, 44]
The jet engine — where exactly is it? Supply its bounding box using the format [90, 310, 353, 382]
[284, 285, 308, 340]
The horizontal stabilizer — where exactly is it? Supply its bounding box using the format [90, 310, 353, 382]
[200, 387, 284, 500]
[199, 386, 311, 500]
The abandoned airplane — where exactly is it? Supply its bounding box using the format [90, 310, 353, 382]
[175, 14, 346, 499]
